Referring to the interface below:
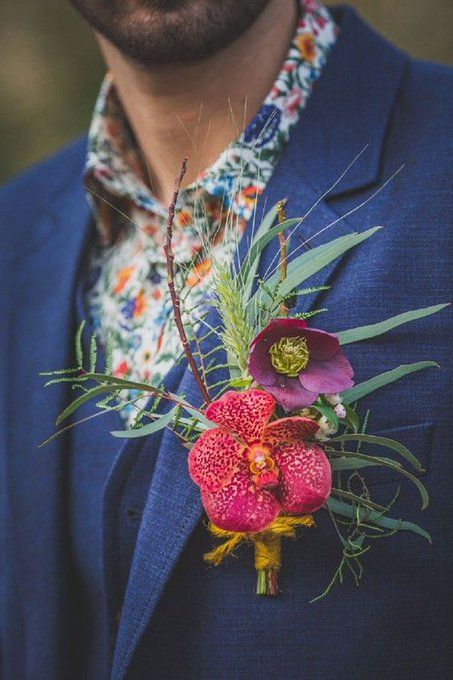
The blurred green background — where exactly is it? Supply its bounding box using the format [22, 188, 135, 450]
[1, 0, 452, 184]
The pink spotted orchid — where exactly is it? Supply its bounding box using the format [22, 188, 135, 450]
[188, 389, 332, 533]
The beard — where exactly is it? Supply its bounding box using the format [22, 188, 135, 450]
[68, 0, 273, 66]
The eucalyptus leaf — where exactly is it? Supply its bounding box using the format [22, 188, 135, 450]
[341, 361, 439, 404]
[174, 397, 216, 429]
[248, 227, 381, 321]
[330, 455, 401, 471]
[327, 449, 429, 509]
[240, 201, 280, 302]
[331, 488, 387, 512]
[326, 497, 431, 543]
[241, 217, 302, 301]
[329, 433, 423, 471]
[336, 303, 449, 345]
[111, 407, 177, 439]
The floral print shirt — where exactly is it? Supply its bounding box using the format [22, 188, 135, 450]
[85, 0, 337, 425]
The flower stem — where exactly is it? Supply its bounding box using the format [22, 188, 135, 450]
[256, 569, 267, 595]
[277, 200, 289, 317]
[164, 159, 212, 405]
[256, 568, 280, 596]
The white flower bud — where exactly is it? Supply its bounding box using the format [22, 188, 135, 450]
[334, 403, 347, 419]
[325, 393, 342, 405]
[318, 415, 338, 436]
[315, 428, 329, 441]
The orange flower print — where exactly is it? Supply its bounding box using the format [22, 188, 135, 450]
[178, 210, 193, 228]
[133, 289, 148, 317]
[237, 186, 261, 215]
[114, 265, 135, 294]
[297, 33, 317, 63]
[143, 223, 158, 237]
[187, 259, 212, 287]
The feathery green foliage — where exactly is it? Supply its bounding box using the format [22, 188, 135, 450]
[211, 262, 255, 378]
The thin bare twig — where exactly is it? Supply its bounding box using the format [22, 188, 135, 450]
[164, 159, 212, 405]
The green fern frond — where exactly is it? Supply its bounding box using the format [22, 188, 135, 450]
[89, 334, 97, 373]
[104, 333, 113, 374]
[296, 285, 331, 296]
[211, 263, 254, 377]
[75, 320, 86, 367]
[40, 367, 82, 377]
[44, 376, 85, 387]
[293, 308, 328, 320]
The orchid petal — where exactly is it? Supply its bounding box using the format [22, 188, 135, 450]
[202, 462, 280, 532]
[273, 441, 332, 514]
[188, 428, 244, 493]
[263, 416, 319, 445]
[205, 389, 275, 443]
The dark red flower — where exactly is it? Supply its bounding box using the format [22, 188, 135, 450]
[248, 318, 354, 411]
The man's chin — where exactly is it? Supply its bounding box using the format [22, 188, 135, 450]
[68, 0, 272, 66]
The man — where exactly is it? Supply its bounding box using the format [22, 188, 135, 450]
[0, 1, 451, 678]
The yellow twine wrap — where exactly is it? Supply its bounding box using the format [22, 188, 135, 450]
[204, 515, 315, 571]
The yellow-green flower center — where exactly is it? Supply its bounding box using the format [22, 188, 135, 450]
[269, 336, 310, 377]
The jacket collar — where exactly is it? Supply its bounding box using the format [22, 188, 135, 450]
[110, 7, 407, 678]
[299, 4, 406, 197]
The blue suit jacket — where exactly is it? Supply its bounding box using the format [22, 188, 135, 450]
[1, 7, 452, 679]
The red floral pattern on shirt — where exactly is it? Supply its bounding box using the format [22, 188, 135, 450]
[85, 0, 337, 424]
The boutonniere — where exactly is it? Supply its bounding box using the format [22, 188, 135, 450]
[42, 160, 448, 599]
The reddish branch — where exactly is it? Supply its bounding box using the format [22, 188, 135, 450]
[164, 159, 212, 405]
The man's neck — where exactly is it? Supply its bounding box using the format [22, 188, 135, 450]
[96, 0, 298, 204]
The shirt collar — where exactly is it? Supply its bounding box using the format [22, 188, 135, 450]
[85, 0, 337, 243]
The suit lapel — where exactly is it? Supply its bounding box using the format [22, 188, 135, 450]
[3, 142, 126, 669]
[111, 7, 407, 678]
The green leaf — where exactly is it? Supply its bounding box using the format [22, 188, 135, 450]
[343, 403, 360, 432]
[313, 403, 339, 429]
[331, 488, 387, 512]
[172, 416, 210, 433]
[336, 303, 450, 345]
[250, 202, 281, 246]
[327, 449, 429, 509]
[55, 384, 123, 426]
[175, 398, 216, 429]
[329, 433, 423, 471]
[239, 202, 280, 302]
[248, 227, 381, 321]
[111, 407, 177, 439]
[330, 456, 400, 471]
[82, 373, 170, 396]
[341, 361, 439, 404]
[240, 217, 302, 300]
[326, 497, 431, 543]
